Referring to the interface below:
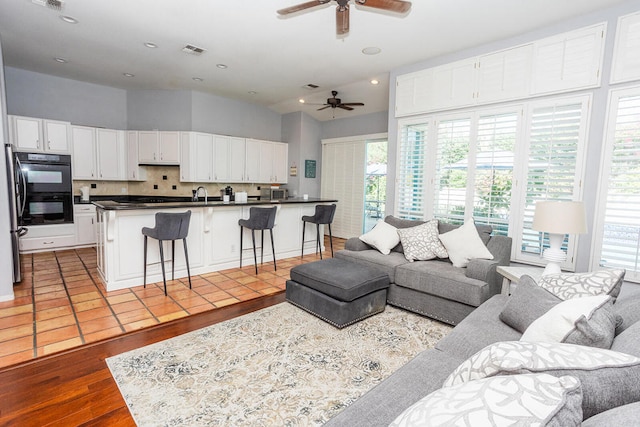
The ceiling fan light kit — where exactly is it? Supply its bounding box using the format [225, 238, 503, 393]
[277, 0, 412, 35]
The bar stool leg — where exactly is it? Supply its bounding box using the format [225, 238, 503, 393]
[239, 226, 243, 269]
[301, 221, 306, 259]
[171, 239, 176, 281]
[316, 224, 323, 260]
[328, 223, 334, 257]
[182, 238, 191, 289]
[159, 240, 167, 296]
[270, 229, 276, 271]
[143, 235, 148, 288]
[251, 229, 258, 275]
[260, 230, 264, 266]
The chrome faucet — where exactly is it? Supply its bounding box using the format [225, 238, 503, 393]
[194, 186, 208, 204]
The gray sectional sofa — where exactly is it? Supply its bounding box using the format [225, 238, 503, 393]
[335, 216, 512, 325]
[325, 277, 640, 426]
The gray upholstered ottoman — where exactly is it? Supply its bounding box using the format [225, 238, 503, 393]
[286, 258, 390, 328]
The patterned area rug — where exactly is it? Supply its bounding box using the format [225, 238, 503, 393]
[107, 302, 452, 426]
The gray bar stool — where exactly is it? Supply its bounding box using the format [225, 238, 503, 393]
[142, 210, 192, 296]
[301, 203, 337, 259]
[239, 206, 277, 274]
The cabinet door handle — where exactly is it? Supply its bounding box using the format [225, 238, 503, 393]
[43, 241, 54, 245]
[48, 140, 51, 149]
[37, 139, 40, 149]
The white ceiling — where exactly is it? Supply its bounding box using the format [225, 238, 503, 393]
[0, 0, 629, 121]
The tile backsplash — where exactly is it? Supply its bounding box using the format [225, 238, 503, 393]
[72, 165, 261, 198]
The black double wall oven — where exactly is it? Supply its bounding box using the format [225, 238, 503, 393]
[15, 152, 73, 226]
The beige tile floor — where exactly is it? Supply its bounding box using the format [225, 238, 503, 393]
[0, 237, 344, 369]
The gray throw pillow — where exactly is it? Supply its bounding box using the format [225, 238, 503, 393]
[499, 275, 561, 333]
[611, 320, 640, 358]
[383, 216, 425, 253]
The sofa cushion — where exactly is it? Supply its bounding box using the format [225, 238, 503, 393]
[358, 220, 400, 255]
[582, 401, 640, 426]
[438, 219, 494, 268]
[395, 261, 492, 307]
[611, 320, 640, 358]
[383, 216, 425, 253]
[538, 269, 625, 301]
[397, 219, 448, 262]
[391, 374, 583, 427]
[521, 295, 618, 349]
[500, 275, 562, 332]
[324, 348, 465, 427]
[613, 292, 640, 334]
[435, 295, 522, 360]
[443, 340, 640, 419]
[335, 249, 407, 283]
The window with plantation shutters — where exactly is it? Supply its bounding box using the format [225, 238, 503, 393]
[515, 96, 589, 268]
[473, 112, 519, 236]
[396, 121, 429, 220]
[433, 117, 471, 224]
[592, 87, 640, 283]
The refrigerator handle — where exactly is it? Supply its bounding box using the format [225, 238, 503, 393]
[15, 155, 26, 217]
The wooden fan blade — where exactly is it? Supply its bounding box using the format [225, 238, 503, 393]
[338, 105, 354, 111]
[317, 105, 331, 111]
[277, 0, 330, 15]
[340, 102, 365, 106]
[356, 0, 411, 13]
[336, 5, 350, 35]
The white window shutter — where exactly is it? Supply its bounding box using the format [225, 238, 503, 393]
[396, 121, 429, 219]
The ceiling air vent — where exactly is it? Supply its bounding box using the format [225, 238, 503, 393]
[302, 84, 319, 90]
[32, 0, 64, 10]
[181, 44, 206, 56]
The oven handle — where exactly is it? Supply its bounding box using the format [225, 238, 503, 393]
[15, 156, 26, 218]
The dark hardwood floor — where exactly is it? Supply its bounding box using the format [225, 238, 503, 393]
[0, 292, 285, 426]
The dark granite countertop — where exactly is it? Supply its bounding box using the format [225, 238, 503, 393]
[92, 197, 337, 210]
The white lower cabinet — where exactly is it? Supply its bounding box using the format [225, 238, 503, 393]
[19, 224, 77, 252]
[75, 204, 97, 246]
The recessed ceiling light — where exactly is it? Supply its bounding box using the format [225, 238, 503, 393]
[60, 15, 78, 24]
[192, 77, 203, 82]
[144, 42, 158, 49]
[54, 57, 68, 63]
[362, 47, 381, 55]
[216, 64, 228, 69]
[370, 79, 379, 85]
[123, 73, 135, 78]
[298, 99, 305, 104]
[248, 91, 257, 95]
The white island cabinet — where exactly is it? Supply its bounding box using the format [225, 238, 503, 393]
[95, 201, 328, 291]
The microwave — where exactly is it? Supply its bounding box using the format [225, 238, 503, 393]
[261, 188, 288, 200]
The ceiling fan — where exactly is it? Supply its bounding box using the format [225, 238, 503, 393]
[316, 90, 364, 112]
[277, 0, 412, 36]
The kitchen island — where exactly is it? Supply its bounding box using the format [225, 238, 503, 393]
[93, 198, 337, 291]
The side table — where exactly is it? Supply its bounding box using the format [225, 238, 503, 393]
[497, 265, 544, 295]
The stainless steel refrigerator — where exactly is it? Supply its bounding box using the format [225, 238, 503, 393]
[1, 37, 25, 284]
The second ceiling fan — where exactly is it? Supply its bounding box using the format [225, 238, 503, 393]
[277, 0, 412, 36]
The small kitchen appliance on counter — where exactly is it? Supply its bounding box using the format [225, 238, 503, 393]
[80, 186, 90, 202]
[261, 187, 288, 200]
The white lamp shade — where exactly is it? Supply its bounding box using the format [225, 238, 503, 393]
[531, 201, 587, 234]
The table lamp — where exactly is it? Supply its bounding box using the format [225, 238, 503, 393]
[531, 201, 587, 276]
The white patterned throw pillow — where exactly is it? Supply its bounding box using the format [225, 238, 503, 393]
[358, 220, 400, 255]
[397, 219, 448, 262]
[391, 374, 583, 427]
[442, 341, 640, 419]
[538, 269, 625, 300]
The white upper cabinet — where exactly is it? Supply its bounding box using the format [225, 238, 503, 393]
[611, 11, 640, 84]
[10, 116, 71, 153]
[532, 23, 605, 94]
[213, 135, 231, 181]
[96, 128, 125, 180]
[138, 131, 180, 164]
[229, 137, 246, 182]
[477, 44, 533, 103]
[71, 126, 97, 180]
[272, 142, 288, 184]
[247, 139, 288, 184]
[245, 138, 261, 183]
[180, 132, 212, 182]
[432, 58, 478, 109]
[126, 131, 146, 181]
